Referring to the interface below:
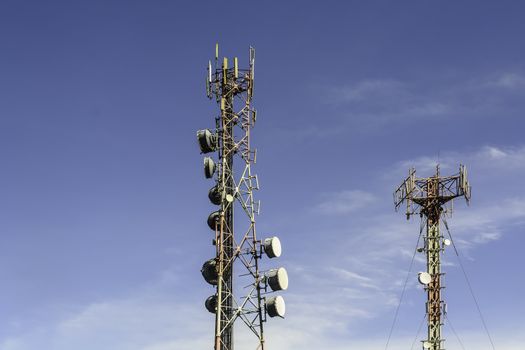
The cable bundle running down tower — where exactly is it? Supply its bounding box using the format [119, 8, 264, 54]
[394, 165, 471, 350]
[197, 44, 288, 350]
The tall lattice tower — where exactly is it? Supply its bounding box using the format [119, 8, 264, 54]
[197, 44, 288, 350]
[394, 165, 471, 350]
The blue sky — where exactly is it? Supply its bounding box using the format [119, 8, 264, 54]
[1, 1, 524, 349]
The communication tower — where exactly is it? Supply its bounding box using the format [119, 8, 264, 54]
[394, 165, 471, 350]
[197, 44, 288, 350]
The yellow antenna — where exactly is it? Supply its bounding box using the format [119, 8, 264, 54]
[215, 43, 219, 60]
[234, 57, 238, 78]
[223, 57, 228, 84]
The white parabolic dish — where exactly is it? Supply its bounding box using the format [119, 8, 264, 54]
[267, 267, 288, 291]
[418, 272, 432, 285]
[203, 157, 216, 178]
[264, 237, 282, 258]
[266, 295, 286, 318]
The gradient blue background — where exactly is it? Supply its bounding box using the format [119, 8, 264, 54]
[1, 1, 523, 349]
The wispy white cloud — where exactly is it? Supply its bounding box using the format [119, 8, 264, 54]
[338, 79, 406, 102]
[393, 145, 525, 178]
[474, 145, 525, 169]
[315, 190, 377, 214]
[284, 71, 525, 141]
[330, 267, 373, 283]
[0, 338, 23, 350]
[449, 197, 525, 253]
[324, 78, 451, 123]
[319, 72, 525, 128]
[483, 72, 525, 89]
[0, 266, 212, 350]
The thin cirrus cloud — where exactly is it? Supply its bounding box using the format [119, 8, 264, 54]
[315, 190, 377, 214]
[283, 72, 525, 142]
[319, 72, 525, 126]
[325, 78, 448, 123]
[0, 279, 212, 350]
[394, 145, 525, 176]
[482, 72, 525, 89]
[337, 79, 407, 102]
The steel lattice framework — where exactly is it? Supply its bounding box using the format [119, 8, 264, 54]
[198, 45, 287, 350]
[394, 165, 471, 350]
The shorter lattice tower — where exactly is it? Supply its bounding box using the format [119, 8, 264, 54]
[394, 165, 471, 350]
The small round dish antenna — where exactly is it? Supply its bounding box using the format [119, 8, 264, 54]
[207, 211, 221, 231]
[267, 267, 288, 291]
[201, 259, 218, 285]
[443, 238, 451, 246]
[205, 295, 217, 313]
[204, 157, 216, 178]
[208, 186, 222, 205]
[266, 295, 285, 318]
[418, 272, 432, 285]
[263, 237, 282, 258]
[197, 129, 217, 154]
